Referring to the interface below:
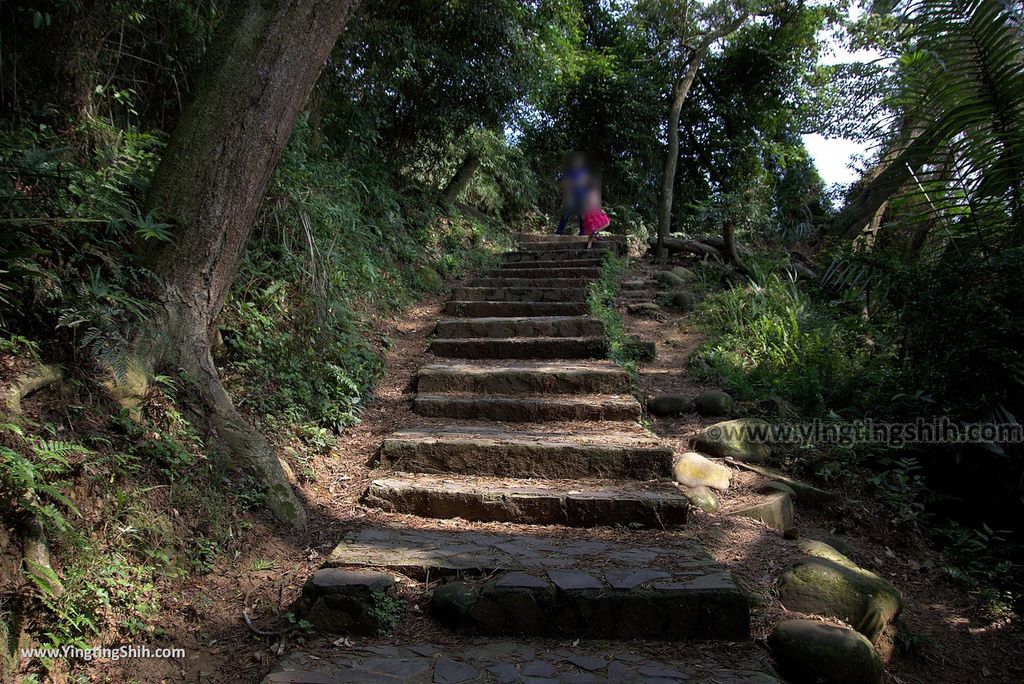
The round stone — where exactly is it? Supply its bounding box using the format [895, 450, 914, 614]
[430, 581, 478, 626]
[694, 390, 733, 416]
[770, 619, 884, 684]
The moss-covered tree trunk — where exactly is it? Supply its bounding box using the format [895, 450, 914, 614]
[442, 153, 483, 204]
[140, 0, 358, 528]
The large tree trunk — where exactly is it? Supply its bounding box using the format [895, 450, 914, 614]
[140, 0, 358, 528]
[442, 153, 483, 204]
[832, 126, 933, 239]
[655, 48, 706, 259]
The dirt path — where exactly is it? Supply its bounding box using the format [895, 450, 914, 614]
[87, 242, 1021, 683]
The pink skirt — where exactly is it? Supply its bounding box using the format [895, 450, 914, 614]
[582, 209, 610, 235]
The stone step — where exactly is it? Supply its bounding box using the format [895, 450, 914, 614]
[513, 232, 627, 244]
[266, 642, 779, 683]
[430, 336, 606, 360]
[413, 393, 641, 422]
[364, 474, 689, 528]
[435, 316, 603, 339]
[489, 267, 603, 279]
[416, 360, 630, 394]
[500, 257, 606, 269]
[467, 276, 593, 288]
[443, 301, 588, 317]
[379, 427, 673, 479]
[321, 528, 751, 641]
[505, 250, 610, 263]
[451, 286, 589, 302]
[518, 241, 615, 252]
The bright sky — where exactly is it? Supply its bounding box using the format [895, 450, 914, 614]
[801, 7, 884, 188]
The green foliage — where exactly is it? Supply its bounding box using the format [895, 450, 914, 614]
[221, 121, 510, 435]
[935, 521, 1022, 611]
[0, 117, 163, 371]
[588, 254, 640, 380]
[368, 591, 407, 635]
[695, 263, 896, 416]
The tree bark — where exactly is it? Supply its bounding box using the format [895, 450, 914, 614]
[140, 0, 358, 529]
[655, 49, 705, 259]
[442, 153, 483, 204]
[832, 126, 933, 239]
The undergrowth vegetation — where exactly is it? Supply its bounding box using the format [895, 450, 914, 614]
[690, 252, 1024, 611]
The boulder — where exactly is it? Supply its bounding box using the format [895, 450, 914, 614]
[671, 266, 695, 281]
[694, 390, 733, 416]
[647, 393, 690, 417]
[430, 581, 478, 626]
[758, 396, 798, 419]
[669, 290, 696, 312]
[673, 452, 732, 491]
[682, 486, 719, 513]
[778, 553, 902, 639]
[623, 335, 656, 361]
[693, 419, 771, 463]
[727, 492, 794, 532]
[419, 266, 445, 291]
[795, 539, 852, 564]
[653, 271, 687, 289]
[758, 480, 796, 498]
[626, 302, 661, 317]
[769, 619, 884, 684]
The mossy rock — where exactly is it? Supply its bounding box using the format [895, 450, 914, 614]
[668, 290, 696, 312]
[670, 266, 695, 281]
[770, 619, 884, 684]
[622, 335, 655, 361]
[418, 266, 445, 291]
[693, 419, 771, 463]
[647, 393, 690, 417]
[682, 485, 720, 513]
[430, 581, 479, 626]
[778, 553, 902, 640]
[653, 270, 686, 289]
[727, 492, 794, 532]
[694, 389, 733, 416]
[626, 302, 661, 317]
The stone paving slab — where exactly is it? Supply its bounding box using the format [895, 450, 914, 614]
[416, 361, 630, 395]
[325, 528, 749, 641]
[328, 528, 721, 577]
[451, 287, 590, 302]
[435, 317, 604, 340]
[443, 301, 589, 318]
[412, 394, 641, 422]
[429, 337, 607, 360]
[364, 474, 688, 528]
[379, 427, 672, 479]
[265, 641, 779, 683]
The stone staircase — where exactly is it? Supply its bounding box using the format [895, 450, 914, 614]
[268, 233, 777, 682]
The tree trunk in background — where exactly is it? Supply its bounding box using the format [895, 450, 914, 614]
[655, 49, 705, 259]
[442, 153, 483, 204]
[833, 127, 932, 240]
[140, 0, 358, 529]
[721, 219, 747, 273]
